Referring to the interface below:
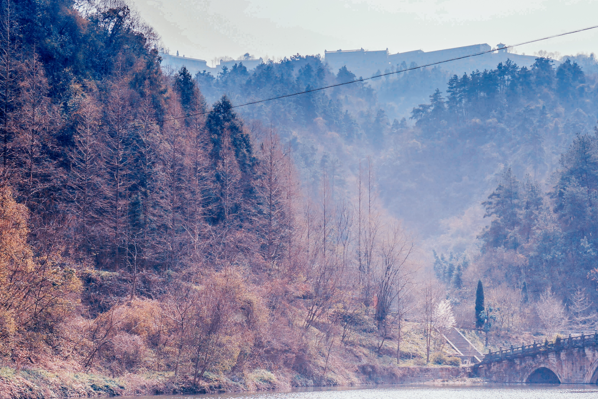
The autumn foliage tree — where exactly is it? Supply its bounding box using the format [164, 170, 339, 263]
[0, 186, 80, 360]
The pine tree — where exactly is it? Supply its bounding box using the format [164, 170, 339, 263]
[207, 96, 254, 176]
[205, 96, 255, 225]
[556, 59, 585, 105]
[475, 280, 485, 329]
[336, 66, 356, 84]
[174, 66, 200, 119]
[480, 167, 522, 250]
[553, 134, 598, 244]
[446, 74, 460, 110]
[532, 57, 555, 91]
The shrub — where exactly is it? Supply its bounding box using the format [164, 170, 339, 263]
[432, 353, 448, 365]
[446, 356, 461, 366]
[107, 332, 149, 374]
[431, 353, 461, 366]
[247, 369, 278, 385]
[0, 187, 81, 359]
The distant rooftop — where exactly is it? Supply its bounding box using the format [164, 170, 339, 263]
[325, 48, 389, 54]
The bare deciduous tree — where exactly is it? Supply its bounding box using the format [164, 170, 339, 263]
[255, 129, 293, 273]
[101, 69, 135, 269]
[68, 93, 104, 257]
[568, 287, 597, 332]
[0, 0, 18, 173]
[418, 279, 446, 363]
[536, 289, 567, 336]
[374, 223, 414, 353]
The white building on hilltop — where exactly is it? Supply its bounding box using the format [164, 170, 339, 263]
[160, 53, 263, 76]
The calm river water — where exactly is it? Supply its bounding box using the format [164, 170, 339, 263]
[125, 385, 598, 399]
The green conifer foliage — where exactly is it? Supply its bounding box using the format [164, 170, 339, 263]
[475, 280, 485, 329]
[207, 96, 255, 175]
[174, 66, 198, 115]
[480, 167, 522, 251]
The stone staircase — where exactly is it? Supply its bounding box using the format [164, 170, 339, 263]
[443, 327, 483, 364]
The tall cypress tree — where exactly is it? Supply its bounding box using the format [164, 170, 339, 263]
[475, 280, 485, 329]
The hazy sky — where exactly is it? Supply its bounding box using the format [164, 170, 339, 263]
[129, 0, 598, 64]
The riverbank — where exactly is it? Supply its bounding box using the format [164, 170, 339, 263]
[0, 319, 476, 398]
[0, 365, 474, 399]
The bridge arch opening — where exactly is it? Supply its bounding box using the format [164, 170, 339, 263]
[591, 366, 598, 384]
[526, 367, 561, 384]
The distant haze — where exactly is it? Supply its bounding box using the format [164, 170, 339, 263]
[129, 0, 598, 63]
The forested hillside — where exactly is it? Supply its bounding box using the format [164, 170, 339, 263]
[0, 0, 439, 394]
[381, 57, 598, 236]
[404, 57, 598, 337]
[187, 44, 598, 244]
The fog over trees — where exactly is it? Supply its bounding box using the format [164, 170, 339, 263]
[0, 0, 597, 391]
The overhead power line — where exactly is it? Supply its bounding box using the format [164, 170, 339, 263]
[166, 24, 598, 121]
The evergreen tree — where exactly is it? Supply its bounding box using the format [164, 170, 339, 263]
[207, 96, 255, 176]
[532, 57, 555, 90]
[553, 134, 598, 244]
[336, 65, 356, 84]
[205, 96, 256, 225]
[174, 66, 199, 117]
[475, 280, 485, 329]
[446, 74, 461, 114]
[556, 59, 585, 105]
[517, 66, 534, 100]
[428, 89, 446, 122]
[480, 167, 522, 250]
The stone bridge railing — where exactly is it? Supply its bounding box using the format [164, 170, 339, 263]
[482, 332, 598, 364]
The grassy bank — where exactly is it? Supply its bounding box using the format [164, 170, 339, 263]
[0, 321, 474, 398]
[0, 365, 471, 399]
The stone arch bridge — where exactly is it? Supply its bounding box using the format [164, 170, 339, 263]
[474, 333, 598, 384]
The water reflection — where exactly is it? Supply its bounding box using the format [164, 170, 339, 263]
[124, 384, 598, 399]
